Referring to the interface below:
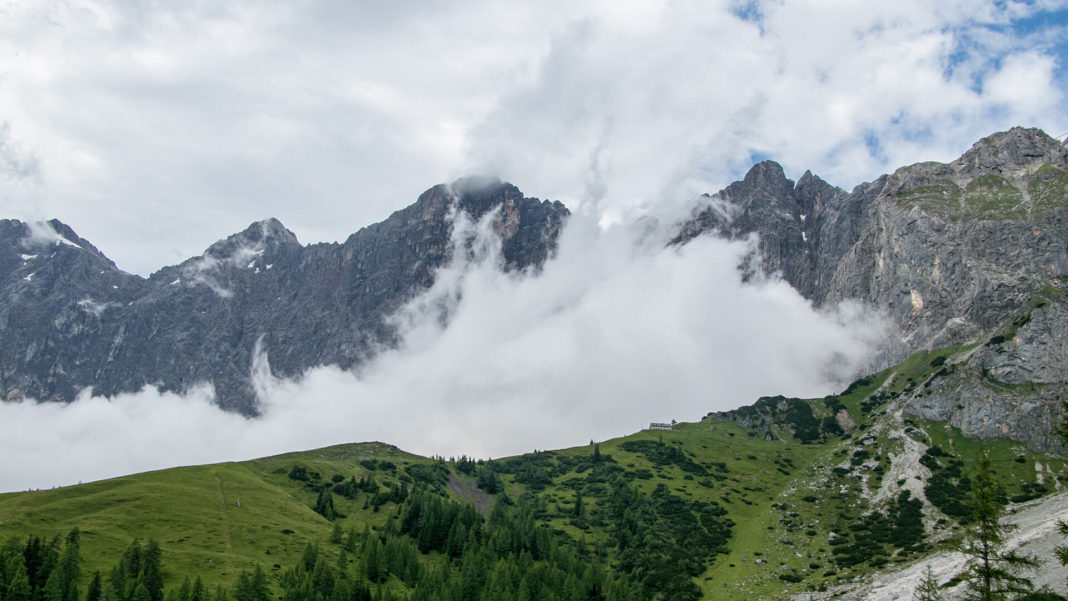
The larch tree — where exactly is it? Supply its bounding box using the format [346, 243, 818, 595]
[959, 452, 1038, 601]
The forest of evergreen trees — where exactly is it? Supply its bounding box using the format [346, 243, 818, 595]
[0, 476, 721, 601]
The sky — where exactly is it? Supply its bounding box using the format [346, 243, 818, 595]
[1, 0, 1068, 491]
[1, 0, 1066, 276]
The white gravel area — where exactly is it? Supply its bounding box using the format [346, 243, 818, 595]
[794, 491, 1068, 601]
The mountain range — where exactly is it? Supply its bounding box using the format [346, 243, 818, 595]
[2, 126, 1065, 450]
[0, 178, 567, 413]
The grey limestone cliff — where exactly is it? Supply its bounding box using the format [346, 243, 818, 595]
[0, 178, 568, 413]
[906, 289, 1067, 451]
[679, 127, 1068, 449]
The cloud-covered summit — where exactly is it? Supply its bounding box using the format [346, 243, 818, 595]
[0, 182, 887, 492]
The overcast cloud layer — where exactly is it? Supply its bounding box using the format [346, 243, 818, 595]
[1, 1, 1067, 491]
[1, 1, 1066, 274]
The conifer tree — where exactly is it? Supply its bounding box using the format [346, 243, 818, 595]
[85, 572, 102, 601]
[44, 529, 80, 601]
[174, 577, 192, 601]
[960, 452, 1038, 601]
[189, 578, 206, 601]
[5, 564, 31, 601]
[140, 540, 163, 601]
[913, 565, 944, 601]
[314, 488, 337, 521]
[1055, 406, 1068, 572]
[232, 566, 268, 601]
[343, 528, 359, 553]
[363, 537, 383, 584]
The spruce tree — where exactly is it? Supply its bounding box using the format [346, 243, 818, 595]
[959, 452, 1038, 601]
[189, 578, 205, 601]
[139, 540, 163, 601]
[43, 568, 64, 601]
[1055, 405, 1068, 571]
[85, 572, 102, 601]
[6, 564, 31, 601]
[248, 566, 269, 601]
[1057, 521, 1068, 568]
[58, 529, 80, 601]
[232, 567, 272, 601]
[343, 528, 359, 553]
[314, 489, 337, 521]
[175, 577, 192, 601]
[913, 565, 944, 601]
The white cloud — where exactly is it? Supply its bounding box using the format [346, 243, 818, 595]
[0, 207, 886, 492]
[984, 51, 1061, 114]
[0, 1, 1065, 275]
[21, 219, 80, 249]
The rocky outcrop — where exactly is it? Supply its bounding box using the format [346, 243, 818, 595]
[825, 128, 1068, 361]
[905, 290, 1068, 451]
[677, 128, 1067, 347]
[671, 161, 872, 302]
[0, 178, 568, 413]
[679, 127, 1068, 448]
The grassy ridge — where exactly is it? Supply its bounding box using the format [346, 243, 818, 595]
[0, 443, 426, 591]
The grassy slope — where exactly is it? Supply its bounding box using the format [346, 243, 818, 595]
[0, 442, 424, 591]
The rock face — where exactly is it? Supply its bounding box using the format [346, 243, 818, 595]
[678, 127, 1068, 449]
[907, 290, 1068, 451]
[671, 161, 878, 304]
[826, 128, 1068, 359]
[0, 178, 568, 413]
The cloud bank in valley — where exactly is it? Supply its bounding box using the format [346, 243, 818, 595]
[0, 206, 886, 492]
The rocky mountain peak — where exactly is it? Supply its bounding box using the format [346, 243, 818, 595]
[955, 126, 1068, 174]
[883, 128, 1068, 199]
[794, 170, 845, 223]
[252, 218, 300, 245]
[742, 159, 788, 185]
[401, 176, 527, 223]
[730, 160, 794, 206]
[14, 219, 111, 263]
[202, 218, 300, 260]
[1, 219, 130, 296]
[448, 175, 521, 202]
